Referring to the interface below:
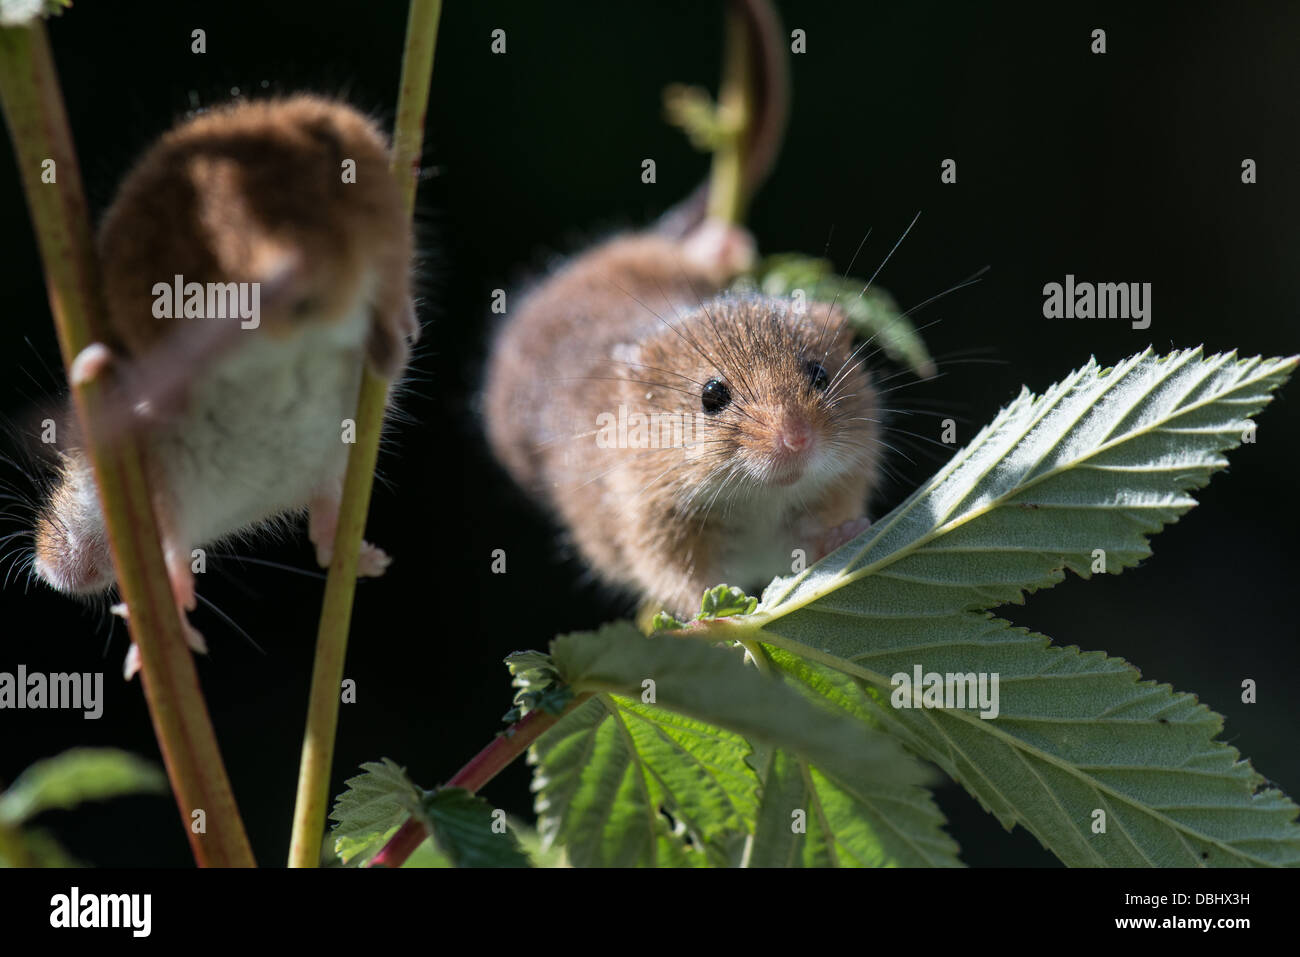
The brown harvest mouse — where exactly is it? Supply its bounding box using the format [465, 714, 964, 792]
[31, 94, 416, 675]
[482, 0, 882, 618]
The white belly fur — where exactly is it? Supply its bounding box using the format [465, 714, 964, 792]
[152, 307, 369, 548]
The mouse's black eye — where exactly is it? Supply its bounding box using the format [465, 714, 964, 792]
[805, 361, 830, 391]
[701, 378, 731, 415]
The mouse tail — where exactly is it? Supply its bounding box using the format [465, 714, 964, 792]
[656, 0, 789, 240]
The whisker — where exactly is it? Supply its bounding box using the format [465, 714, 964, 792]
[859, 210, 921, 299]
[195, 592, 266, 655]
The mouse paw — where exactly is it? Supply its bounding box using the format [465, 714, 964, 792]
[309, 487, 391, 576]
[312, 538, 391, 577]
[814, 517, 872, 561]
[357, 540, 392, 578]
[69, 342, 115, 387]
[681, 218, 756, 283]
[119, 607, 209, 681]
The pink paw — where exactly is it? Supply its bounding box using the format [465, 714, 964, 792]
[313, 538, 392, 577]
[357, 541, 392, 578]
[815, 517, 871, 561]
[681, 218, 756, 283]
[69, 342, 114, 386]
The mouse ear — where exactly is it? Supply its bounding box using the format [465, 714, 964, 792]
[365, 298, 417, 379]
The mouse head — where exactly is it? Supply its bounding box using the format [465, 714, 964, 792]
[627, 295, 880, 508]
[97, 95, 410, 353]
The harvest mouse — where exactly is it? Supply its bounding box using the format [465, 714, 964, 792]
[30, 95, 417, 675]
[482, 0, 881, 618]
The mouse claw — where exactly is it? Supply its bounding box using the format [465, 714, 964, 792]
[183, 619, 208, 655]
[123, 643, 141, 681]
[120, 603, 208, 681]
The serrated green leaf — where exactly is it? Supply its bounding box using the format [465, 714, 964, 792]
[747, 748, 951, 867]
[743, 649, 963, 867]
[418, 788, 532, 868]
[531, 695, 745, 867]
[749, 347, 1300, 866]
[329, 758, 422, 866]
[0, 748, 166, 825]
[503, 650, 573, 722]
[743, 253, 935, 377]
[509, 817, 569, 868]
[531, 621, 934, 866]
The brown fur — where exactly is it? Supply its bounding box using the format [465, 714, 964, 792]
[97, 94, 414, 372]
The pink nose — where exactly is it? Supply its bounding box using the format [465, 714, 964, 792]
[778, 418, 813, 453]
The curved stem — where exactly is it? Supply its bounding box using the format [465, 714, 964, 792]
[287, 0, 443, 868]
[0, 19, 253, 867]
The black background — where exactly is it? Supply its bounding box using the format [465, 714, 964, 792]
[0, 1, 1296, 867]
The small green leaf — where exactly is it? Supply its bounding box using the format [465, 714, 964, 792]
[663, 83, 729, 151]
[698, 584, 758, 620]
[0, 748, 166, 825]
[329, 758, 422, 866]
[650, 610, 688, 631]
[503, 650, 573, 723]
[417, 788, 532, 868]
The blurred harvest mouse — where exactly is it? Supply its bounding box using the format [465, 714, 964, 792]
[31, 94, 417, 676]
[482, 0, 883, 618]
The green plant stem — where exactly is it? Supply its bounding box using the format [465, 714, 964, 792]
[706, 1, 752, 226]
[0, 19, 254, 868]
[287, 0, 443, 869]
[366, 693, 592, 868]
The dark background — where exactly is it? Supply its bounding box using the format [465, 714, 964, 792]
[0, 1, 1296, 867]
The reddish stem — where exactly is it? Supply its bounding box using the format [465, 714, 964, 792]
[366, 694, 591, 868]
